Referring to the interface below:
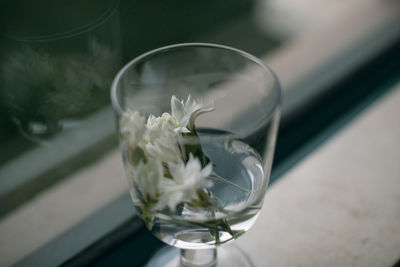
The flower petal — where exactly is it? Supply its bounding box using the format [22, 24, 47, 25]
[171, 95, 185, 122]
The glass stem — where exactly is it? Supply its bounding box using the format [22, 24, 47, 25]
[180, 248, 217, 267]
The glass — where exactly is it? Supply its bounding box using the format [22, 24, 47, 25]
[111, 43, 280, 267]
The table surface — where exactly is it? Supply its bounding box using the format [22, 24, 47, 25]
[235, 82, 400, 266]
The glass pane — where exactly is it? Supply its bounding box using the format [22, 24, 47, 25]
[0, 0, 122, 217]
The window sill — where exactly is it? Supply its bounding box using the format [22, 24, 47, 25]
[236, 81, 400, 266]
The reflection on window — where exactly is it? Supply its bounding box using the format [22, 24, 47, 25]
[0, 0, 122, 217]
[0, 0, 287, 218]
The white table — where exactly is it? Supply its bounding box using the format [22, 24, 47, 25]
[236, 83, 400, 266]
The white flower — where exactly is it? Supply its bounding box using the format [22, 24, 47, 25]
[157, 155, 213, 211]
[120, 110, 146, 149]
[146, 113, 175, 132]
[120, 96, 216, 213]
[144, 132, 182, 163]
[134, 158, 164, 202]
[171, 95, 214, 131]
[146, 112, 188, 135]
[144, 113, 183, 163]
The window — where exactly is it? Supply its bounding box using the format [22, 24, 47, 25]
[0, 0, 399, 266]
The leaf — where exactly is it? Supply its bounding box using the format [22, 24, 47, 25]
[182, 128, 209, 166]
[140, 203, 155, 230]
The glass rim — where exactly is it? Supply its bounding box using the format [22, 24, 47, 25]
[110, 42, 281, 117]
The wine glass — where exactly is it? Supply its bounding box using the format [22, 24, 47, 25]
[111, 43, 281, 267]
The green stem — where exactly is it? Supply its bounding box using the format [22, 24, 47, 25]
[209, 173, 250, 195]
[189, 220, 229, 234]
[188, 217, 244, 245]
[211, 211, 220, 245]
